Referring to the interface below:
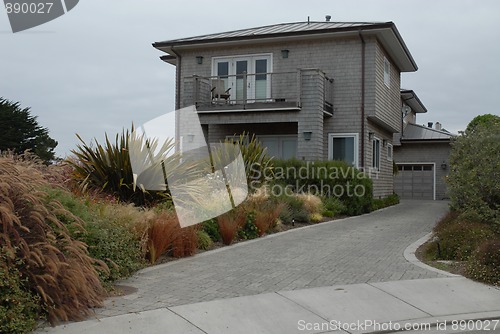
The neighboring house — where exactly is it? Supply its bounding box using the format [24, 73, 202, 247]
[153, 20, 421, 198]
[393, 89, 454, 200]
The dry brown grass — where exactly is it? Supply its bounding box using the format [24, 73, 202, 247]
[146, 211, 180, 263]
[0, 155, 108, 325]
[253, 203, 285, 236]
[217, 207, 246, 245]
[295, 193, 323, 215]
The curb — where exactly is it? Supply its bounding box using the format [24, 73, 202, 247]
[403, 232, 460, 278]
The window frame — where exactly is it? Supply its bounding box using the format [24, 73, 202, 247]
[328, 133, 359, 168]
[387, 143, 393, 161]
[383, 57, 391, 88]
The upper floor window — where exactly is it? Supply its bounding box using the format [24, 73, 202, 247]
[212, 54, 272, 103]
[383, 57, 391, 87]
[387, 143, 393, 161]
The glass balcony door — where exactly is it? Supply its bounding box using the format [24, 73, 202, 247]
[213, 54, 271, 103]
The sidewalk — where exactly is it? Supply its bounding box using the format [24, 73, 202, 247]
[38, 276, 500, 334]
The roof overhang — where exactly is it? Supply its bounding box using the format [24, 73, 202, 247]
[153, 22, 417, 72]
[367, 115, 400, 134]
[401, 89, 427, 113]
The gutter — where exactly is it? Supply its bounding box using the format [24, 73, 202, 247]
[359, 30, 366, 169]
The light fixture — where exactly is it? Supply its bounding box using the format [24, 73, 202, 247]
[196, 56, 203, 64]
[281, 49, 290, 59]
[441, 161, 447, 170]
[303, 131, 312, 141]
[368, 132, 374, 140]
[187, 134, 195, 143]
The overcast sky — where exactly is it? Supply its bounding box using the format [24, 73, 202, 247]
[1, 0, 499, 157]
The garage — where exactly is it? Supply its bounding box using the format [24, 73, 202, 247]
[394, 164, 435, 200]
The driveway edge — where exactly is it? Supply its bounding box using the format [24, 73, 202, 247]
[403, 232, 460, 278]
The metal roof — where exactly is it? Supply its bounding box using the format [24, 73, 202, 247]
[402, 123, 454, 141]
[153, 21, 418, 72]
[154, 22, 383, 45]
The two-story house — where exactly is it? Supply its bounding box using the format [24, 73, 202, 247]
[153, 20, 419, 198]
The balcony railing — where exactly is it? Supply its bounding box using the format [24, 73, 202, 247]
[185, 70, 333, 114]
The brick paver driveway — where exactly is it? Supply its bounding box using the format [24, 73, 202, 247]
[96, 200, 449, 317]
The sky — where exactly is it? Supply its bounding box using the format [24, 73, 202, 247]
[1, 0, 499, 157]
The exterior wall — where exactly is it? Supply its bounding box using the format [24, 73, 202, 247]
[366, 121, 395, 198]
[393, 142, 452, 200]
[174, 35, 405, 197]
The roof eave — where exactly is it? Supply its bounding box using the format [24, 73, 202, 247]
[153, 22, 417, 72]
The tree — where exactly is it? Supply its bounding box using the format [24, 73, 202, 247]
[447, 114, 500, 230]
[465, 114, 500, 133]
[0, 98, 58, 162]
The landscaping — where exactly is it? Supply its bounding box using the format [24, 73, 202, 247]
[0, 130, 399, 333]
[418, 115, 500, 286]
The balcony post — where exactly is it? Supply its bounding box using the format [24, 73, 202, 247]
[243, 71, 247, 104]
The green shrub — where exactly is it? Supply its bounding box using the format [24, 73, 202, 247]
[0, 250, 41, 334]
[371, 193, 400, 211]
[322, 196, 347, 217]
[196, 230, 214, 250]
[238, 211, 259, 240]
[272, 159, 373, 216]
[273, 189, 310, 224]
[202, 219, 221, 242]
[448, 116, 500, 230]
[434, 221, 495, 261]
[467, 239, 500, 285]
[93, 203, 149, 280]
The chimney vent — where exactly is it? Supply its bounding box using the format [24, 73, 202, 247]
[435, 122, 442, 130]
[325, 15, 331, 22]
[428, 122, 433, 128]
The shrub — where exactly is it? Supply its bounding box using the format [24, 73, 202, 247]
[0, 155, 108, 324]
[295, 193, 323, 216]
[202, 219, 221, 242]
[310, 213, 323, 223]
[272, 159, 373, 216]
[434, 221, 495, 261]
[371, 193, 400, 211]
[467, 239, 500, 285]
[68, 128, 172, 206]
[0, 249, 41, 334]
[217, 207, 246, 245]
[253, 204, 284, 236]
[274, 190, 310, 224]
[322, 196, 347, 217]
[196, 230, 213, 250]
[238, 211, 259, 240]
[146, 211, 181, 263]
[447, 116, 500, 230]
[172, 226, 198, 258]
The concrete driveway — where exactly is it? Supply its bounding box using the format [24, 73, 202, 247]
[96, 200, 450, 317]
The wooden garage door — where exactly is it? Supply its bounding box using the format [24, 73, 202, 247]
[394, 164, 434, 200]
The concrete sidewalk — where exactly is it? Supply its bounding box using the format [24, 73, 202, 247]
[39, 276, 500, 334]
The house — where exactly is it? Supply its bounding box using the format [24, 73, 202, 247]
[153, 20, 421, 198]
[393, 89, 454, 200]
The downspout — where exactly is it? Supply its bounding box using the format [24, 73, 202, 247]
[170, 47, 181, 151]
[359, 30, 366, 169]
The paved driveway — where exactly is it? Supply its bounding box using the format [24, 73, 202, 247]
[97, 200, 449, 318]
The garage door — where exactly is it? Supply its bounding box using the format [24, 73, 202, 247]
[394, 164, 434, 200]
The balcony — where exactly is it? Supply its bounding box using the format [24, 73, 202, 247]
[184, 70, 333, 116]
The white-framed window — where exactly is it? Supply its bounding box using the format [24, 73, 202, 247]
[383, 57, 391, 87]
[387, 143, 393, 161]
[328, 133, 359, 168]
[212, 54, 272, 102]
[372, 137, 381, 170]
